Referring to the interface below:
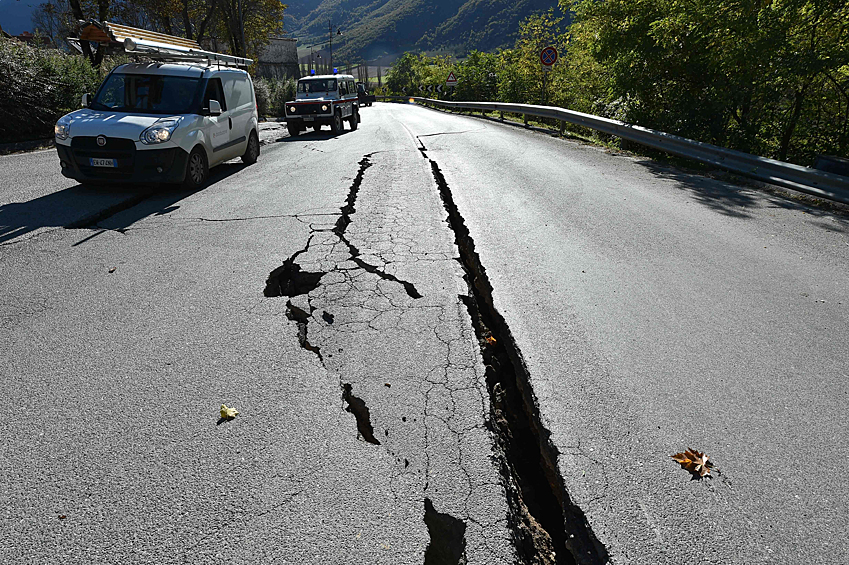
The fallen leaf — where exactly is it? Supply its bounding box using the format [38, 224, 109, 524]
[485, 335, 497, 345]
[671, 448, 713, 478]
[58, 515, 67, 520]
[108, 267, 116, 273]
[220, 404, 239, 419]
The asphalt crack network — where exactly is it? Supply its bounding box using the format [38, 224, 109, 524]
[264, 154, 422, 444]
[419, 138, 609, 565]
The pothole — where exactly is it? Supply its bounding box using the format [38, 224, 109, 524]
[342, 383, 381, 445]
[424, 498, 467, 565]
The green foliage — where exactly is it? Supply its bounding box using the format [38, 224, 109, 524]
[385, 1, 848, 166]
[563, 0, 849, 163]
[0, 37, 130, 143]
[254, 76, 296, 117]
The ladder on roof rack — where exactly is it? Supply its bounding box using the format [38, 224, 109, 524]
[103, 21, 253, 68]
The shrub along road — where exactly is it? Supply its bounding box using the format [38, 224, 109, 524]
[1, 104, 847, 564]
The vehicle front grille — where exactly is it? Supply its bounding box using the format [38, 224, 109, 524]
[71, 136, 136, 178]
[288, 103, 330, 116]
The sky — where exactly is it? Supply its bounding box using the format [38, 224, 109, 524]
[0, 0, 40, 36]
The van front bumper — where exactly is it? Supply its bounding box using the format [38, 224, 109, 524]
[57, 139, 189, 184]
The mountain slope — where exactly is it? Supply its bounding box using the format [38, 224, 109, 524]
[286, 0, 560, 60]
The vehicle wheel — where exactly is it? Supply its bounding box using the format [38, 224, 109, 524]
[348, 107, 359, 131]
[312, 125, 321, 131]
[241, 130, 260, 165]
[331, 111, 343, 134]
[287, 123, 301, 136]
[184, 146, 208, 188]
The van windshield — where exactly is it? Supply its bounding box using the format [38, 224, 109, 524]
[91, 74, 200, 114]
[298, 79, 337, 93]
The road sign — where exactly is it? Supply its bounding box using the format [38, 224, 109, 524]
[540, 46, 558, 66]
[436, 85, 443, 93]
[446, 71, 458, 86]
[427, 85, 434, 92]
[401, 87, 407, 94]
[419, 84, 426, 92]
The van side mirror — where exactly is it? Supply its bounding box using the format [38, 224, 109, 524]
[208, 100, 222, 116]
[82, 93, 92, 107]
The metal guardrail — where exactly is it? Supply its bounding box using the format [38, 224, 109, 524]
[378, 96, 849, 205]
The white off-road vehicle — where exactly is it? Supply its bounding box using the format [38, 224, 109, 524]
[54, 22, 259, 188]
[284, 74, 360, 136]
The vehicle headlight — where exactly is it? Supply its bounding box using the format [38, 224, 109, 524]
[55, 116, 71, 140]
[321, 104, 328, 112]
[289, 106, 296, 114]
[140, 118, 180, 145]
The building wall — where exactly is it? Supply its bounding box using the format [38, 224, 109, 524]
[257, 37, 300, 81]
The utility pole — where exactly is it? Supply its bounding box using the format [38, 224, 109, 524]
[328, 21, 341, 72]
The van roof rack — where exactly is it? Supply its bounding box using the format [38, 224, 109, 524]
[78, 21, 253, 69]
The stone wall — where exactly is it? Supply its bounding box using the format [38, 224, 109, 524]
[256, 37, 300, 81]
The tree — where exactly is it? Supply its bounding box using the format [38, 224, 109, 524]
[217, 0, 285, 59]
[563, 0, 849, 163]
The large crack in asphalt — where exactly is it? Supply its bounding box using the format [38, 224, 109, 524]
[264, 154, 422, 447]
[265, 154, 423, 365]
[420, 140, 609, 565]
[342, 383, 381, 445]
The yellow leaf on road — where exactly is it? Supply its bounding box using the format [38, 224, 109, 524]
[671, 448, 713, 478]
[220, 404, 239, 419]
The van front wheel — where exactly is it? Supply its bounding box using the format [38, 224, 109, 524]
[242, 130, 259, 165]
[184, 146, 208, 188]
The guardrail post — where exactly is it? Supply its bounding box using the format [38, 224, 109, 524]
[499, 111, 504, 122]
[524, 114, 528, 128]
[559, 121, 565, 136]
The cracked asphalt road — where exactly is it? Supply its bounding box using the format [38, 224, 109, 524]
[2, 104, 847, 564]
[0, 114, 516, 564]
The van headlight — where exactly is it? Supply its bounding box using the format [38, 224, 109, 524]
[140, 118, 180, 145]
[55, 115, 71, 140]
[321, 104, 329, 112]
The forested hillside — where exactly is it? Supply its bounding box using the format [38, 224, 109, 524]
[287, 0, 559, 60]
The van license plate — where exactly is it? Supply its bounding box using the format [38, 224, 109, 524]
[303, 116, 314, 121]
[90, 158, 116, 167]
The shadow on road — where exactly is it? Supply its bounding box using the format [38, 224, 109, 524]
[638, 160, 849, 233]
[277, 129, 352, 142]
[0, 162, 246, 245]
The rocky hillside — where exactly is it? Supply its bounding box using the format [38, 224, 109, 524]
[285, 0, 560, 61]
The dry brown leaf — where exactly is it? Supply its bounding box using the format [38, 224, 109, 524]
[485, 335, 497, 345]
[671, 448, 713, 478]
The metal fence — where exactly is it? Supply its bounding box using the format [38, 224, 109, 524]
[378, 96, 849, 205]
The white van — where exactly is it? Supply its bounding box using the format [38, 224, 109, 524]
[54, 33, 259, 188]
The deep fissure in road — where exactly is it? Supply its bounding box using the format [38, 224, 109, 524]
[333, 155, 423, 299]
[342, 383, 381, 445]
[286, 300, 323, 361]
[423, 146, 608, 565]
[264, 154, 424, 362]
[423, 498, 467, 565]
